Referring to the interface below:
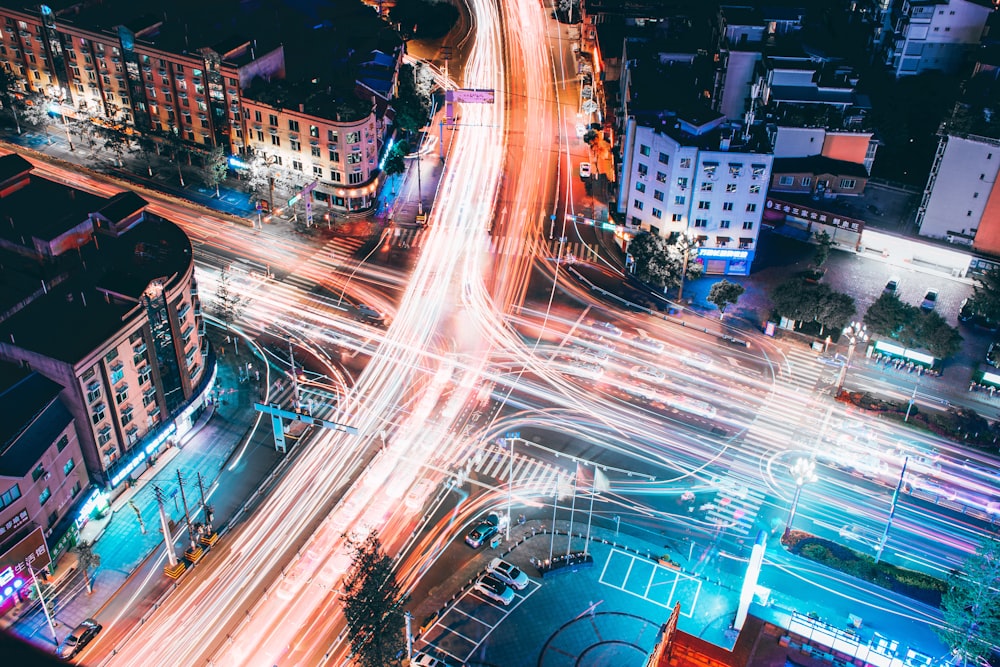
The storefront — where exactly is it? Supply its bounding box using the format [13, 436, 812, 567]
[697, 247, 752, 276]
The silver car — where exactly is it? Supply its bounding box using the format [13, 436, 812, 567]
[487, 557, 529, 590]
[475, 573, 515, 605]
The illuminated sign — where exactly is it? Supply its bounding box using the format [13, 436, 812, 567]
[698, 248, 749, 259]
[446, 88, 496, 104]
[766, 197, 864, 233]
[0, 526, 51, 578]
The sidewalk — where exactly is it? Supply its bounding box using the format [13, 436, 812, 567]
[4, 327, 278, 643]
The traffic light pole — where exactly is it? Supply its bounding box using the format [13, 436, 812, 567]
[30, 566, 58, 646]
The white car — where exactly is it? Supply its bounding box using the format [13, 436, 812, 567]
[412, 652, 448, 667]
[475, 573, 515, 605]
[579, 162, 592, 179]
[631, 365, 665, 381]
[633, 335, 665, 353]
[591, 321, 623, 337]
[487, 557, 529, 590]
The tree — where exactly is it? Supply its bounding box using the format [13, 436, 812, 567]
[19, 94, 51, 143]
[214, 265, 246, 339]
[814, 289, 856, 336]
[341, 530, 406, 667]
[0, 67, 22, 134]
[391, 63, 431, 138]
[863, 293, 915, 341]
[812, 230, 834, 268]
[98, 125, 130, 167]
[770, 279, 817, 322]
[161, 131, 191, 186]
[27, 577, 57, 617]
[936, 536, 1000, 666]
[135, 134, 158, 176]
[382, 139, 408, 186]
[707, 280, 745, 319]
[72, 540, 101, 595]
[628, 231, 674, 287]
[917, 310, 963, 359]
[203, 145, 228, 197]
[967, 267, 1000, 325]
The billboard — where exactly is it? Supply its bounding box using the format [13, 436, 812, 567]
[446, 88, 495, 104]
[0, 527, 51, 602]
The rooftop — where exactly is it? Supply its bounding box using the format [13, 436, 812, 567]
[772, 155, 870, 178]
[0, 363, 68, 478]
[242, 76, 375, 122]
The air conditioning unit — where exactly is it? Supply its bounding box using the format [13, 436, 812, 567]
[44, 472, 51, 480]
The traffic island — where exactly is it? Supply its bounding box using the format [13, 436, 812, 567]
[163, 561, 186, 579]
[535, 551, 594, 578]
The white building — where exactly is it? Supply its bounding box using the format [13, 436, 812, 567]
[884, 0, 992, 77]
[618, 109, 773, 276]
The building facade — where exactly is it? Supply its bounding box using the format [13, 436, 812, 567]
[916, 129, 1000, 254]
[618, 114, 773, 276]
[881, 0, 992, 77]
[0, 155, 209, 487]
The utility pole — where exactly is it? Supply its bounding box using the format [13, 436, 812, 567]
[30, 566, 58, 646]
[404, 611, 413, 661]
[177, 471, 203, 563]
[288, 338, 300, 411]
[154, 485, 185, 578]
[876, 457, 908, 563]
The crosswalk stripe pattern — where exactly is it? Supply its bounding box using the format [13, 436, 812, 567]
[469, 444, 569, 496]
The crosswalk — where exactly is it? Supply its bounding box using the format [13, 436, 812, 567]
[386, 227, 601, 262]
[467, 443, 570, 497]
[279, 236, 369, 291]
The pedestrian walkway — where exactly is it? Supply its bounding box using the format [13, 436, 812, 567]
[468, 445, 572, 498]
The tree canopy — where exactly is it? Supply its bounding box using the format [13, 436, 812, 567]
[770, 279, 856, 334]
[628, 231, 700, 293]
[936, 537, 1000, 665]
[391, 63, 431, 137]
[812, 230, 834, 268]
[342, 530, 406, 667]
[966, 267, 1000, 325]
[707, 280, 744, 319]
[863, 294, 962, 358]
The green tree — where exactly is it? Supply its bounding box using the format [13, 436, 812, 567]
[770, 279, 816, 322]
[967, 267, 1000, 325]
[812, 230, 834, 268]
[135, 134, 159, 176]
[917, 310, 963, 359]
[98, 125, 130, 167]
[815, 289, 856, 336]
[73, 540, 101, 595]
[936, 537, 1000, 665]
[628, 231, 674, 289]
[20, 94, 51, 143]
[202, 145, 228, 197]
[27, 578, 57, 617]
[707, 280, 745, 320]
[391, 63, 430, 137]
[214, 265, 246, 340]
[863, 293, 915, 341]
[0, 67, 22, 134]
[342, 530, 406, 667]
[161, 130, 191, 186]
[382, 139, 408, 185]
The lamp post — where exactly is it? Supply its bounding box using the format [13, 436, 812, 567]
[834, 321, 868, 396]
[784, 457, 817, 538]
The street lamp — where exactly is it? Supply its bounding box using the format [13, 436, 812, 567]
[676, 231, 698, 302]
[834, 321, 868, 396]
[784, 457, 817, 538]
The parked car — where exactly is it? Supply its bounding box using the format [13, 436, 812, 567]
[920, 289, 938, 311]
[57, 618, 102, 660]
[475, 573, 515, 605]
[412, 651, 448, 667]
[959, 298, 998, 330]
[987, 341, 1000, 368]
[464, 514, 500, 548]
[487, 557, 529, 590]
[884, 278, 899, 296]
[579, 162, 592, 179]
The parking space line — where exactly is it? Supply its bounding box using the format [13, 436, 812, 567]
[599, 548, 701, 616]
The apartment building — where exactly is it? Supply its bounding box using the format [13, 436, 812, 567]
[618, 108, 773, 276]
[881, 0, 992, 77]
[0, 1, 285, 152]
[0, 364, 90, 595]
[238, 79, 383, 213]
[0, 154, 209, 488]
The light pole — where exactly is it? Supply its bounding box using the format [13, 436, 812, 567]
[876, 456, 908, 563]
[834, 321, 868, 396]
[784, 457, 817, 538]
[676, 231, 697, 302]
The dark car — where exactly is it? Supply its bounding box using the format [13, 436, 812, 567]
[464, 514, 500, 548]
[57, 618, 102, 660]
[960, 298, 998, 331]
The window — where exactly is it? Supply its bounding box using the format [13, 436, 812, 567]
[142, 389, 156, 407]
[0, 484, 21, 510]
[56, 435, 69, 452]
[139, 367, 151, 385]
[679, 158, 691, 168]
[268, 114, 278, 126]
[658, 152, 669, 165]
[700, 182, 713, 192]
[328, 130, 338, 142]
[32, 464, 46, 482]
[256, 130, 264, 142]
[97, 426, 112, 446]
[348, 172, 364, 184]
[121, 406, 134, 427]
[92, 403, 106, 425]
[653, 190, 664, 202]
[347, 152, 362, 165]
[726, 183, 737, 193]
[674, 195, 685, 205]
[254, 110, 262, 123]
[631, 216, 642, 227]
[677, 177, 688, 189]
[671, 214, 682, 222]
[749, 184, 761, 194]
[800, 176, 812, 187]
[655, 171, 666, 183]
[745, 203, 757, 212]
[697, 201, 710, 210]
[86, 382, 101, 403]
[635, 182, 646, 193]
[652, 208, 662, 219]
[839, 179, 856, 189]
[105, 349, 119, 364]
[633, 199, 644, 211]
[346, 131, 360, 144]
[311, 146, 321, 158]
[743, 221, 754, 230]
[288, 119, 299, 132]
[309, 125, 319, 138]
[271, 135, 280, 147]
[720, 220, 731, 229]
[722, 202, 734, 211]
[637, 163, 648, 177]
[64, 458, 75, 476]
[39, 487, 51, 506]
[313, 166, 323, 177]
[639, 144, 650, 156]
[290, 140, 301, 152]
[778, 176, 794, 186]
[70, 481, 81, 499]
[693, 218, 708, 228]
[115, 385, 128, 404]
[329, 150, 340, 162]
